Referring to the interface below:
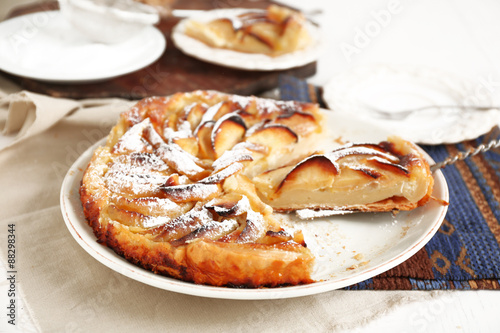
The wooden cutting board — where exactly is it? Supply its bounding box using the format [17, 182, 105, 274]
[1, 0, 316, 99]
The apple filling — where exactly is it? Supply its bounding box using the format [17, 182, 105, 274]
[253, 137, 434, 212]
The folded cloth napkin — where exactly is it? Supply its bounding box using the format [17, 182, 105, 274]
[280, 75, 500, 290]
[0, 90, 444, 332]
[0, 91, 80, 149]
[0, 91, 137, 151]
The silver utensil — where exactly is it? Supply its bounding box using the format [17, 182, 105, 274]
[430, 137, 500, 172]
[364, 104, 500, 120]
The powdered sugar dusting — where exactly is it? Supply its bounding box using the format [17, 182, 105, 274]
[155, 143, 206, 178]
[153, 207, 216, 241]
[210, 112, 246, 144]
[296, 208, 355, 220]
[257, 98, 282, 115]
[163, 122, 192, 142]
[212, 142, 255, 172]
[182, 218, 239, 244]
[141, 215, 175, 229]
[237, 208, 265, 243]
[325, 145, 400, 164]
[160, 183, 219, 201]
[229, 94, 252, 110]
[104, 170, 169, 196]
[113, 119, 152, 154]
[195, 101, 223, 133]
[125, 153, 169, 172]
[199, 162, 244, 184]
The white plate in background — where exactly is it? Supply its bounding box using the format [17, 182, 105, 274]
[0, 11, 166, 83]
[322, 64, 500, 144]
[172, 8, 323, 71]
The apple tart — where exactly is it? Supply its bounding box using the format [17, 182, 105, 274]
[80, 90, 434, 288]
[184, 5, 312, 57]
[80, 91, 322, 287]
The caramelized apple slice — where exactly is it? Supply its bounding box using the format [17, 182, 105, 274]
[274, 111, 318, 136]
[259, 229, 293, 245]
[245, 124, 298, 154]
[195, 101, 224, 132]
[211, 114, 247, 158]
[112, 119, 153, 154]
[109, 194, 191, 217]
[150, 207, 215, 242]
[163, 120, 192, 142]
[204, 193, 247, 218]
[104, 171, 171, 198]
[155, 143, 209, 181]
[325, 145, 400, 166]
[106, 205, 171, 230]
[367, 156, 409, 175]
[170, 218, 239, 246]
[212, 142, 254, 172]
[235, 110, 255, 126]
[235, 208, 266, 243]
[173, 137, 199, 157]
[183, 102, 208, 131]
[159, 183, 220, 203]
[125, 152, 170, 173]
[213, 101, 243, 121]
[196, 121, 216, 160]
[199, 162, 244, 184]
[277, 155, 338, 193]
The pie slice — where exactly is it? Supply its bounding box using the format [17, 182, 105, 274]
[252, 137, 434, 212]
[184, 5, 312, 57]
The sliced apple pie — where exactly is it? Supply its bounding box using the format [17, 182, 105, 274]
[80, 90, 434, 288]
[184, 5, 312, 57]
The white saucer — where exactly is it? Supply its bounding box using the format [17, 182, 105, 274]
[172, 8, 323, 71]
[0, 11, 166, 83]
[322, 64, 500, 144]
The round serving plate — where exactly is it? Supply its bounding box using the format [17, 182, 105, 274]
[61, 110, 448, 299]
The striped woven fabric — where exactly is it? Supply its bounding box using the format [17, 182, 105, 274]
[279, 75, 500, 290]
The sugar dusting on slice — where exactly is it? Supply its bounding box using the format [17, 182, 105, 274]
[296, 209, 356, 220]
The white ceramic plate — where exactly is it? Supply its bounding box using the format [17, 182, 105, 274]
[322, 64, 500, 145]
[0, 11, 166, 83]
[171, 8, 323, 71]
[60, 110, 448, 299]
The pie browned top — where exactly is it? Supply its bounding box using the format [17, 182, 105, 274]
[79, 90, 434, 288]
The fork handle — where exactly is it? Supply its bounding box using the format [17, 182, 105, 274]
[430, 139, 500, 172]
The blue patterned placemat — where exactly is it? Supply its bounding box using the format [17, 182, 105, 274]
[279, 75, 500, 290]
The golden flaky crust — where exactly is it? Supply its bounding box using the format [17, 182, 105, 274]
[80, 90, 434, 288]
